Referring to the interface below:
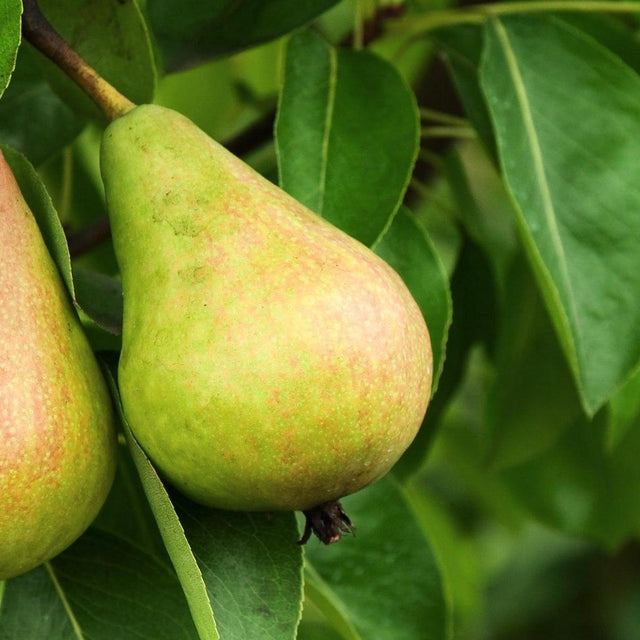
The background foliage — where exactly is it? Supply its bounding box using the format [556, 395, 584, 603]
[2, 0, 640, 638]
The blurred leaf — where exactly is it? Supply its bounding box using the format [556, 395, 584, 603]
[374, 206, 452, 393]
[395, 238, 498, 479]
[1, 144, 74, 296]
[0, 46, 84, 165]
[305, 476, 449, 640]
[117, 381, 303, 640]
[402, 485, 480, 632]
[607, 366, 640, 450]
[0, 530, 199, 639]
[442, 145, 517, 293]
[484, 525, 595, 638]
[147, 0, 339, 72]
[0, 0, 20, 99]
[276, 29, 419, 246]
[480, 16, 640, 414]
[485, 254, 583, 469]
[431, 25, 497, 160]
[35, 0, 156, 120]
[501, 409, 640, 548]
[72, 266, 123, 336]
[297, 593, 348, 640]
[303, 566, 361, 640]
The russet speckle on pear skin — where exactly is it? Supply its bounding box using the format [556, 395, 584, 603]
[102, 104, 432, 512]
[0, 151, 117, 579]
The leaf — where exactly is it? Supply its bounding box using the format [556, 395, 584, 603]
[303, 566, 361, 640]
[607, 366, 640, 450]
[147, 0, 339, 72]
[0, 0, 22, 99]
[305, 476, 449, 640]
[431, 25, 497, 161]
[276, 29, 419, 247]
[0, 530, 199, 639]
[442, 145, 518, 293]
[171, 494, 303, 640]
[0, 46, 84, 165]
[34, 0, 156, 120]
[92, 442, 166, 557]
[485, 253, 583, 469]
[558, 13, 640, 75]
[72, 266, 123, 336]
[374, 206, 452, 394]
[111, 375, 304, 640]
[500, 409, 640, 548]
[480, 16, 640, 414]
[395, 238, 498, 479]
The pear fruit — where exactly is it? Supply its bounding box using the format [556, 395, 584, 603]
[101, 105, 432, 522]
[0, 150, 117, 579]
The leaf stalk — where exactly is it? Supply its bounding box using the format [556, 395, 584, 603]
[21, 0, 135, 122]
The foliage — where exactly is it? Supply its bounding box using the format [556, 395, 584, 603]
[2, 1, 640, 638]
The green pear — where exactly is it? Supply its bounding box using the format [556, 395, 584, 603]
[0, 150, 117, 579]
[101, 104, 432, 517]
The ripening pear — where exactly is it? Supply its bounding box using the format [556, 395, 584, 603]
[0, 150, 117, 579]
[101, 105, 432, 524]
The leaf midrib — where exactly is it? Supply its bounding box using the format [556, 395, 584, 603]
[492, 18, 582, 355]
[45, 562, 85, 640]
[317, 46, 338, 215]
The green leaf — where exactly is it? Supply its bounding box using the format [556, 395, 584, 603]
[607, 366, 640, 450]
[0, 530, 199, 639]
[172, 494, 303, 640]
[442, 145, 518, 293]
[480, 16, 640, 414]
[0, 0, 22, 99]
[431, 25, 497, 160]
[395, 238, 498, 479]
[112, 377, 304, 640]
[0, 46, 84, 165]
[72, 266, 123, 336]
[34, 0, 156, 120]
[305, 477, 449, 640]
[485, 253, 583, 469]
[147, 0, 339, 72]
[374, 206, 452, 394]
[276, 29, 419, 247]
[303, 566, 361, 640]
[501, 409, 640, 548]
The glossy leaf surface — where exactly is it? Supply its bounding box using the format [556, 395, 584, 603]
[481, 16, 640, 413]
[277, 29, 419, 246]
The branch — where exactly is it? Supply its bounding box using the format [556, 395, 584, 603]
[21, 0, 134, 121]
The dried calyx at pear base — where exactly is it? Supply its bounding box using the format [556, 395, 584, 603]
[0, 149, 117, 580]
[22, 2, 433, 545]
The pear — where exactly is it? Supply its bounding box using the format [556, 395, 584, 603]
[101, 104, 432, 522]
[0, 150, 117, 579]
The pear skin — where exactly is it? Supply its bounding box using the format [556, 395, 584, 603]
[101, 104, 432, 512]
[0, 151, 117, 579]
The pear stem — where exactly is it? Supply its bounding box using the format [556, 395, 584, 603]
[21, 0, 136, 122]
[298, 501, 355, 545]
